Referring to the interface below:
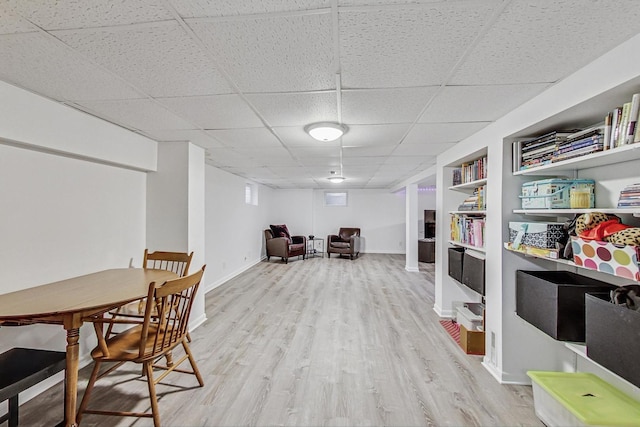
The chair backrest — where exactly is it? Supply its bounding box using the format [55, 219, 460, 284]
[143, 249, 193, 277]
[139, 266, 205, 360]
[339, 228, 361, 240]
[264, 229, 274, 241]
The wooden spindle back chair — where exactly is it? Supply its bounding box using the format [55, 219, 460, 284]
[77, 266, 206, 427]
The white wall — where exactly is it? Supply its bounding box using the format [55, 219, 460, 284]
[313, 189, 406, 254]
[267, 189, 313, 236]
[203, 166, 273, 292]
[0, 143, 148, 401]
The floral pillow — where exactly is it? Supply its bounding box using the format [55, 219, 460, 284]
[270, 224, 291, 243]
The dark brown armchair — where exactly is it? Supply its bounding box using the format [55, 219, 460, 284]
[265, 224, 307, 263]
[327, 227, 361, 259]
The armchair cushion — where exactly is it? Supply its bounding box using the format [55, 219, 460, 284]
[270, 224, 291, 243]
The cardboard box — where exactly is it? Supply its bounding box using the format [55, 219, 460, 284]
[509, 221, 567, 249]
[586, 293, 640, 388]
[516, 270, 616, 342]
[571, 236, 640, 281]
[459, 324, 485, 355]
[520, 178, 595, 209]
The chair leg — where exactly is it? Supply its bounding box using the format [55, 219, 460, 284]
[77, 360, 102, 423]
[144, 361, 161, 427]
[182, 340, 205, 387]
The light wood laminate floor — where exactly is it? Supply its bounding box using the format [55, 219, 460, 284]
[19, 254, 542, 426]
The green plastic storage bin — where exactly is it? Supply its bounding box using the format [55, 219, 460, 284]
[528, 371, 640, 426]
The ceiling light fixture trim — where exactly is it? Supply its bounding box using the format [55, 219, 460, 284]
[305, 122, 347, 142]
[327, 170, 345, 183]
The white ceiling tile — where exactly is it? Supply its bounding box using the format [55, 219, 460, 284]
[452, 0, 640, 85]
[339, 0, 442, 5]
[246, 92, 337, 127]
[170, 0, 329, 17]
[0, 9, 38, 34]
[341, 124, 410, 147]
[53, 22, 233, 97]
[143, 129, 225, 149]
[5, 0, 173, 30]
[0, 33, 143, 101]
[384, 155, 434, 167]
[77, 99, 194, 131]
[392, 142, 453, 156]
[206, 128, 282, 148]
[419, 84, 549, 123]
[187, 13, 334, 92]
[343, 145, 396, 157]
[342, 87, 438, 124]
[339, 3, 499, 88]
[403, 122, 489, 145]
[159, 95, 264, 129]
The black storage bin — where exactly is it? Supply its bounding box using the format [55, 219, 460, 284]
[462, 251, 485, 295]
[586, 293, 640, 387]
[448, 247, 465, 283]
[516, 270, 616, 342]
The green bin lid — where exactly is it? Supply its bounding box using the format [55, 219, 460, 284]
[527, 371, 640, 426]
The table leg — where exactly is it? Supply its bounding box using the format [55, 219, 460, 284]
[64, 326, 80, 427]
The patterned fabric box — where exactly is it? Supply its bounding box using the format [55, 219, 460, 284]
[571, 237, 640, 281]
[509, 222, 567, 249]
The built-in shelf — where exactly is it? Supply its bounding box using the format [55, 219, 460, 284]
[513, 208, 640, 217]
[449, 210, 487, 215]
[514, 143, 640, 176]
[449, 240, 486, 253]
[504, 242, 574, 265]
[448, 178, 487, 192]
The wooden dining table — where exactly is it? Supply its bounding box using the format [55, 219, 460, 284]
[0, 268, 178, 427]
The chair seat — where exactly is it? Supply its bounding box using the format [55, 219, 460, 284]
[289, 243, 305, 251]
[91, 324, 175, 362]
[330, 242, 350, 249]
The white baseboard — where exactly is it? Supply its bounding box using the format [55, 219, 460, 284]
[405, 266, 419, 272]
[433, 303, 454, 318]
[189, 312, 207, 331]
[481, 360, 530, 385]
[203, 257, 264, 294]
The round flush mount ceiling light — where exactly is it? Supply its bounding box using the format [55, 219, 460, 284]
[327, 171, 345, 183]
[305, 122, 348, 142]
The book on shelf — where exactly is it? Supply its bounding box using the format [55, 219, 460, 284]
[604, 92, 640, 148]
[450, 214, 485, 248]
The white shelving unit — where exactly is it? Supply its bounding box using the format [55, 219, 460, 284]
[505, 90, 640, 391]
[448, 178, 488, 192]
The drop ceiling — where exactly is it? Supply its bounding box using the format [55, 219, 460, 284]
[1, 0, 640, 189]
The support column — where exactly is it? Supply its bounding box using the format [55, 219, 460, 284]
[405, 183, 419, 272]
[146, 142, 206, 328]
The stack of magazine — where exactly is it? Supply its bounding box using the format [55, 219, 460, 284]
[552, 127, 604, 163]
[512, 131, 577, 171]
[618, 183, 640, 208]
[457, 186, 486, 211]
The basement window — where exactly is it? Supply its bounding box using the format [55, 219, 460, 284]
[324, 191, 348, 207]
[245, 183, 258, 205]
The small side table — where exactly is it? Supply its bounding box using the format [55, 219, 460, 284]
[307, 237, 324, 258]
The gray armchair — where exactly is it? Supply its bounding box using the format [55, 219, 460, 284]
[327, 227, 361, 259]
